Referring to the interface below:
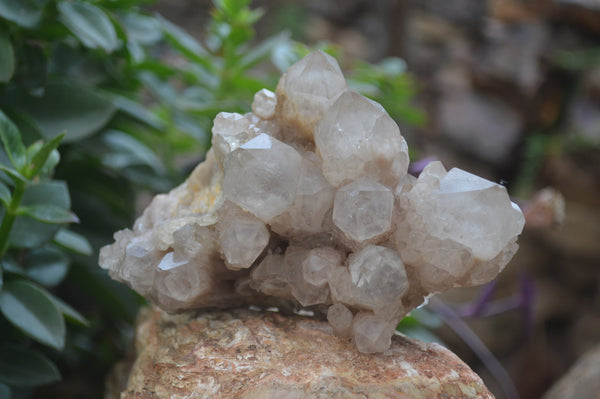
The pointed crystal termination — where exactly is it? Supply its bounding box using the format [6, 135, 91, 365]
[395, 162, 525, 292]
[314, 90, 409, 187]
[352, 312, 395, 354]
[284, 246, 343, 306]
[99, 51, 526, 354]
[276, 50, 347, 141]
[327, 303, 354, 338]
[217, 203, 269, 270]
[333, 178, 394, 244]
[252, 89, 277, 120]
[223, 133, 302, 222]
[329, 245, 409, 317]
[270, 152, 335, 236]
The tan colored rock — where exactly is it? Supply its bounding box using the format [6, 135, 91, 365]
[114, 306, 494, 399]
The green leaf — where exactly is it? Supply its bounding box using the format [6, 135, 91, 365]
[0, 345, 60, 387]
[10, 180, 71, 248]
[0, 164, 25, 183]
[0, 24, 15, 83]
[0, 110, 26, 171]
[9, 82, 117, 142]
[102, 130, 164, 173]
[25, 246, 70, 287]
[0, 180, 10, 207]
[0, 0, 47, 28]
[1, 256, 24, 277]
[237, 31, 289, 72]
[26, 133, 64, 179]
[157, 15, 213, 70]
[107, 92, 166, 130]
[18, 204, 78, 224]
[58, 1, 119, 53]
[47, 294, 88, 327]
[53, 229, 92, 255]
[121, 12, 162, 45]
[0, 280, 65, 349]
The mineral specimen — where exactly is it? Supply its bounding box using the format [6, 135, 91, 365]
[99, 50, 525, 354]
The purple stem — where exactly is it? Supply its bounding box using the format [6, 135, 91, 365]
[518, 274, 535, 339]
[428, 296, 520, 399]
[459, 280, 497, 317]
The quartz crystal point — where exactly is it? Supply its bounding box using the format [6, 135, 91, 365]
[99, 51, 525, 354]
[332, 178, 394, 244]
[314, 90, 409, 187]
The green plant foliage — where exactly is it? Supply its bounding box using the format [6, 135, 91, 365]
[0, 280, 66, 349]
[58, 2, 119, 53]
[0, 111, 87, 392]
[0, 24, 14, 83]
[0, 345, 60, 387]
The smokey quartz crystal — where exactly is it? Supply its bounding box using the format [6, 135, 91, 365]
[99, 51, 525, 354]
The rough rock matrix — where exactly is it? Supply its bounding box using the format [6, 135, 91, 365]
[100, 51, 525, 353]
[109, 306, 494, 399]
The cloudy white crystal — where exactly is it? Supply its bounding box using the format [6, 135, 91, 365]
[314, 90, 409, 187]
[352, 312, 395, 354]
[276, 50, 347, 141]
[99, 51, 525, 354]
[223, 133, 302, 222]
[394, 162, 525, 292]
[217, 204, 269, 270]
[270, 152, 335, 236]
[252, 89, 277, 119]
[333, 178, 394, 243]
[330, 245, 409, 317]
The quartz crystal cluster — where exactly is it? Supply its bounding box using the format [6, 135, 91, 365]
[99, 51, 525, 353]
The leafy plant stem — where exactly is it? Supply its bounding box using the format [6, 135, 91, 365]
[0, 180, 26, 257]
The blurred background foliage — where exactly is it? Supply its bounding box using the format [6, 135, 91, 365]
[0, 0, 425, 397]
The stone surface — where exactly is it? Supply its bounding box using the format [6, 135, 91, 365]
[111, 306, 494, 399]
[100, 51, 525, 353]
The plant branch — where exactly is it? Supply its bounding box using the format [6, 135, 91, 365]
[0, 180, 26, 257]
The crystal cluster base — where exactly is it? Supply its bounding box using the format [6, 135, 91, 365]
[99, 51, 525, 354]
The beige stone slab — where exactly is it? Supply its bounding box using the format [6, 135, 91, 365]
[112, 306, 493, 399]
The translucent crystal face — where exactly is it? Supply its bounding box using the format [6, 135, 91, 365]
[223, 133, 303, 222]
[155, 253, 211, 309]
[276, 50, 348, 141]
[333, 178, 394, 243]
[352, 312, 394, 354]
[434, 168, 525, 260]
[218, 211, 269, 270]
[315, 91, 409, 187]
[329, 245, 409, 315]
[99, 51, 525, 354]
[252, 89, 277, 120]
[270, 153, 335, 236]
